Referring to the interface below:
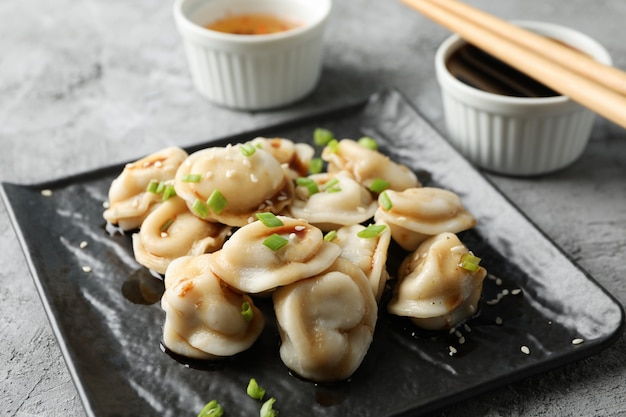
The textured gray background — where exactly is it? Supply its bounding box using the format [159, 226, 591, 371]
[1, 0, 625, 416]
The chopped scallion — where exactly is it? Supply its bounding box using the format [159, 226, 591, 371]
[358, 136, 378, 150]
[326, 139, 340, 153]
[192, 198, 209, 218]
[162, 185, 176, 201]
[313, 128, 335, 146]
[369, 178, 389, 193]
[146, 180, 159, 193]
[321, 178, 339, 191]
[460, 253, 482, 272]
[182, 173, 202, 183]
[357, 224, 387, 239]
[324, 230, 337, 242]
[296, 177, 319, 196]
[241, 301, 254, 322]
[160, 218, 174, 233]
[256, 212, 284, 227]
[246, 378, 265, 400]
[379, 190, 393, 210]
[309, 157, 323, 174]
[263, 234, 289, 251]
[197, 400, 224, 417]
[155, 181, 166, 194]
[260, 398, 278, 417]
[207, 189, 228, 214]
[326, 186, 342, 193]
[240, 143, 256, 157]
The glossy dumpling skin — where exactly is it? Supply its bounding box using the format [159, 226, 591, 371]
[387, 232, 487, 331]
[132, 196, 231, 274]
[210, 216, 341, 294]
[374, 187, 476, 251]
[273, 258, 378, 382]
[250, 137, 314, 179]
[103, 147, 188, 230]
[321, 139, 419, 191]
[174, 145, 293, 227]
[333, 223, 391, 302]
[161, 254, 264, 360]
[287, 171, 378, 231]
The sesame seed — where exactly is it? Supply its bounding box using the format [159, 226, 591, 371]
[289, 233, 297, 240]
[397, 216, 407, 222]
[82, 266, 92, 273]
[277, 195, 288, 201]
[450, 245, 465, 253]
[511, 288, 522, 295]
[294, 225, 305, 231]
[495, 278, 503, 286]
[79, 241, 88, 249]
[448, 346, 457, 356]
[154, 161, 163, 168]
[102, 201, 110, 209]
[243, 158, 252, 168]
[572, 338, 584, 345]
[521, 345, 531, 355]
[205, 171, 213, 179]
[41, 189, 53, 197]
[161, 232, 168, 238]
[458, 336, 466, 344]
[495, 317, 503, 325]
[225, 169, 236, 178]
[464, 324, 472, 333]
[250, 174, 259, 183]
[455, 330, 462, 338]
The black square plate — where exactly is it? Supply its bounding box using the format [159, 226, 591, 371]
[2, 89, 623, 417]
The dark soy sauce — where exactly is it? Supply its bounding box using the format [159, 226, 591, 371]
[446, 43, 560, 98]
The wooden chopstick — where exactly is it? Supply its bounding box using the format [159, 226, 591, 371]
[402, 0, 626, 129]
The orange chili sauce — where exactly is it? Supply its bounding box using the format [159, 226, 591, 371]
[207, 14, 299, 35]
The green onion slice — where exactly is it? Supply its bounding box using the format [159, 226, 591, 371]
[357, 224, 387, 239]
[256, 212, 284, 227]
[182, 173, 202, 183]
[313, 127, 335, 146]
[296, 177, 319, 196]
[155, 181, 166, 194]
[260, 398, 278, 417]
[160, 218, 174, 233]
[207, 189, 228, 214]
[263, 234, 289, 251]
[240, 143, 256, 157]
[358, 136, 378, 150]
[460, 253, 482, 272]
[241, 301, 254, 322]
[379, 190, 393, 210]
[192, 198, 209, 218]
[246, 378, 266, 401]
[321, 178, 339, 191]
[369, 178, 389, 193]
[197, 400, 224, 417]
[326, 186, 342, 193]
[162, 185, 176, 201]
[146, 180, 160, 193]
[326, 139, 340, 153]
[309, 157, 323, 174]
[324, 230, 338, 242]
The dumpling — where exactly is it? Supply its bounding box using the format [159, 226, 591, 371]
[132, 196, 231, 274]
[174, 144, 293, 227]
[332, 222, 391, 302]
[387, 232, 487, 331]
[286, 171, 378, 231]
[273, 258, 378, 382]
[321, 139, 419, 191]
[250, 137, 315, 179]
[103, 146, 188, 230]
[210, 215, 341, 294]
[161, 254, 265, 360]
[374, 187, 476, 251]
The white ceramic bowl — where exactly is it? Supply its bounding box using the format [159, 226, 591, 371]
[174, 0, 331, 110]
[435, 21, 612, 176]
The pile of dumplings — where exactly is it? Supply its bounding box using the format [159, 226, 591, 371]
[103, 134, 487, 382]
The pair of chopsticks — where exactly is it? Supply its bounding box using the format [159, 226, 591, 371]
[402, 0, 626, 130]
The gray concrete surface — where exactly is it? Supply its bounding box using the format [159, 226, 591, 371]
[1, 0, 625, 416]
